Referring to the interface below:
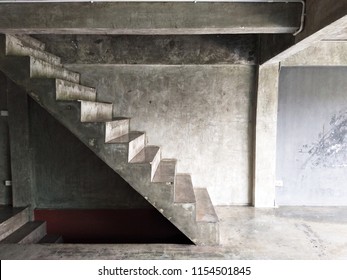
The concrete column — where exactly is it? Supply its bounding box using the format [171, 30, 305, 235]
[0, 72, 11, 205]
[7, 78, 34, 208]
[253, 63, 280, 207]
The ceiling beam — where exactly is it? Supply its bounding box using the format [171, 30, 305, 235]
[296, 0, 347, 42]
[0, 2, 302, 35]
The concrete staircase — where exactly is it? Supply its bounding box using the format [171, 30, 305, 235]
[0, 206, 61, 244]
[0, 34, 219, 245]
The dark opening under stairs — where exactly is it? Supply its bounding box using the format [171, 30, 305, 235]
[0, 34, 219, 245]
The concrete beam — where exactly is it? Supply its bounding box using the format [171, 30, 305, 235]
[282, 41, 347, 66]
[296, 0, 347, 42]
[253, 63, 279, 207]
[265, 15, 347, 64]
[0, 2, 301, 34]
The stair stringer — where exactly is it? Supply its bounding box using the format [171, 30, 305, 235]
[0, 57, 199, 243]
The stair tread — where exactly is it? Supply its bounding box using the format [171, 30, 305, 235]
[130, 146, 160, 163]
[0, 206, 26, 224]
[175, 174, 196, 203]
[106, 117, 130, 123]
[153, 159, 176, 183]
[0, 221, 45, 244]
[107, 131, 144, 144]
[39, 234, 63, 244]
[194, 188, 218, 223]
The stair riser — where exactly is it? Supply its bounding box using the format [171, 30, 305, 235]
[151, 149, 161, 181]
[18, 222, 46, 244]
[105, 119, 130, 142]
[30, 57, 80, 83]
[56, 79, 96, 102]
[128, 133, 145, 162]
[175, 174, 196, 204]
[80, 101, 113, 122]
[6, 35, 61, 66]
[196, 222, 219, 246]
[0, 208, 29, 241]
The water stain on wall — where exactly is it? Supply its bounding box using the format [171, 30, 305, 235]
[300, 109, 347, 168]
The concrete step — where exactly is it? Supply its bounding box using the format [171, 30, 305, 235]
[0, 207, 29, 241]
[153, 159, 176, 184]
[107, 131, 146, 162]
[56, 79, 96, 102]
[30, 57, 80, 83]
[130, 146, 161, 180]
[5, 34, 61, 66]
[0, 221, 46, 244]
[105, 118, 130, 142]
[39, 234, 63, 244]
[12, 34, 45, 51]
[194, 188, 219, 245]
[80, 100, 113, 122]
[175, 174, 196, 204]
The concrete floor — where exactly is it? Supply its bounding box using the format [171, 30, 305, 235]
[0, 206, 346, 259]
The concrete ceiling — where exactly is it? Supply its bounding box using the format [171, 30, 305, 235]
[0, 1, 303, 35]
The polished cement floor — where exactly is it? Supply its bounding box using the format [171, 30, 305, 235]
[0, 206, 346, 259]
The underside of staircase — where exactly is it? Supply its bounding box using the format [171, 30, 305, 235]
[0, 34, 219, 245]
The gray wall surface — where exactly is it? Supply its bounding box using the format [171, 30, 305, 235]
[29, 99, 150, 209]
[276, 67, 347, 206]
[0, 72, 11, 205]
[35, 35, 257, 65]
[68, 65, 256, 205]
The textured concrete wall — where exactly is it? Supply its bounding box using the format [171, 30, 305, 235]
[35, 35, 258, 65]
[29, 99, 150, 209]
[276, 67, 347, 206]
[0, 72, 11, 205]
[68, 64, 256, 206]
